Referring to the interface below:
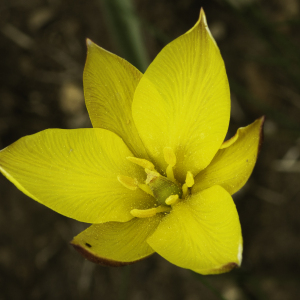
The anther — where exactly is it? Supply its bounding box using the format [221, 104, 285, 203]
[163, 147, 176, 181]
[185, 171, 194, 187]
[130, 205, 171, 218]
[130, 207, 157, 218]
[182, 171, 194, 198]
[117, 175, 138, 190]
[165, 194, 179, 206]
[127, 157, 155, 170]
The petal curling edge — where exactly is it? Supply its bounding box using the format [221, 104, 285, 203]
[192, 116, 265, 195]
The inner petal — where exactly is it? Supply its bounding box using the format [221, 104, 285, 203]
[131, 10, 231, 182]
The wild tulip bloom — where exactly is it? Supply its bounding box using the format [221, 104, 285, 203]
[0, 10, 264, 275]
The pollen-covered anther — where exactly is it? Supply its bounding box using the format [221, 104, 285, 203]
[127, 156, 155, 170]
[165, 194, 179, 206]
[182, 171, 195, 198]
[163, 147, 176, 181]
[185, 171, 195, 187]
[117, 175, 138, 190]
[130, 205, 171, 218]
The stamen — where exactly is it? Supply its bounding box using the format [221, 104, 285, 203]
[165, 194, 179, 205]
[156, 205, 171, 213]
[127, 157, 155, 170]
[130, 207, 157, 218]
[182, 171, 195, 198]
[163, 147, 176, 181]
[117, 175, 138, 190]
[130, 205, 171, 218]
[182, 184, 188, 198]
[186, 171, 194, 187]
[166, 165, 175, 181]
[138, 184, 154, 197]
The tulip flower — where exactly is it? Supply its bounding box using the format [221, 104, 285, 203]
[0, 9, 264, 275]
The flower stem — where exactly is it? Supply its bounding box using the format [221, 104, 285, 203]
[98, 0, 149, 72]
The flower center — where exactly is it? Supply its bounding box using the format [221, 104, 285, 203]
[118, 147, 195, 218]
[145, 169, 182, 205]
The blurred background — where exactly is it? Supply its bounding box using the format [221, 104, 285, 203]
[0, 0, 300, 299]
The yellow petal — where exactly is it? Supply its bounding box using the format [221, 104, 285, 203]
[71, 214, 163, 266]
[0, 128, 156, 223]
[132, 10, 230, 181]
[147, 185, 242, 275]
[84, 39, 148, 158]
[192, 117, 265, 195]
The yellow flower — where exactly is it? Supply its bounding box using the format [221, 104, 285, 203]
[0, 9, 264, 275]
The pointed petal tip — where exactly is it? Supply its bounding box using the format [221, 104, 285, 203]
[70, 240, 146, 267]
[86, 38, 94, 47]
[257, 115, 266, 125]
[192, 8, 207, 30]
[186, 8, 207, 34]
[188, 7, 217, 48]
[199, 8, 208, 26]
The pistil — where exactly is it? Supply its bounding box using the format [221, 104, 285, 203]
[146, 170, 182, 205]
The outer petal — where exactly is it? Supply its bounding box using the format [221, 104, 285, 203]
[132, 10, 230, 181]
[192, 117, 264, 195]
[84, 40, 149, 158]
[71, 214, 163, 266]
[0, 129, 156, 223]
[147, 185, 242, 275]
